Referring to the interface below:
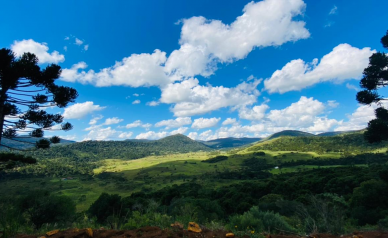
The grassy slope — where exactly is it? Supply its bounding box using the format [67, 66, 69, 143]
[2, 131, 386, 211]
[244, 131, 388, 154]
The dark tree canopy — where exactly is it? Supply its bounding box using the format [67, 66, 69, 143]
[0, 48, 78, 149]
[356, 31, 388, 143]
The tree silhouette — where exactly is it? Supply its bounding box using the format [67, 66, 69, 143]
[356, 31, 388, 143]
[0, 48, 78, 149]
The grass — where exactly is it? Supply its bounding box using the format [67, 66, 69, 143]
[0, 148, 375, 212]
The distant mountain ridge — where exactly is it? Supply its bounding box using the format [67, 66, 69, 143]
[246, 130, 387, 154]
[201, 137, 262, 149]
[0, 137, 75, 150]
[22, 134, 211, 160]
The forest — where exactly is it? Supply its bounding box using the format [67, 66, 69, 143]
[1, 131, 388, 237]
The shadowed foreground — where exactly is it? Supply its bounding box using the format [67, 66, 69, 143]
[13, 227, 388, 238]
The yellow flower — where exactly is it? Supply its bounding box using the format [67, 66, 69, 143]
[235, 225, 237, 228]
[251, 231, 255, 234]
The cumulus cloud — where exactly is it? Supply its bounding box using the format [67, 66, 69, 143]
[170, 127, 189, 135]
[161, 78, 261, 116]
[335, 101, 388, 131]
[146, 101, 160, 106]
[132, 100, 141, 104]
[165, 0, 310, 78]
[155, 117, 192, 129]
[264, 44, 374, 93]
[125, 120, 152, 129]
[83, 127, 118, 141]
[327, 100, 339, 108]
[118, 132, 133, 139]
[222, 118, 237, 126]
[103, 117, 123, 125]
[63, 101, 105, 119]
[84, 44, 89, 51]
[192, 117, 221, 129]
[89, 115, 103, 125]
[135, 131, 168, 140]
[75, 38, 83, 45]
[61, 50, 170, 87]
[267, 96, 325, 127]
[239, 104, 269, 121]
[11, 39, 65, 64]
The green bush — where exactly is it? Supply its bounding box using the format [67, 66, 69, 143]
[18, 190, 76, 229]
[123, 211, 172, 229]
[227, 206, 293, 233]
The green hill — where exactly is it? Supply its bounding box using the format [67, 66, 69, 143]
[0, 137, 75, 150]
[266, 130, 315, 140]
[201, 137, 262, 148]
[22, 134, 211, 160]
[317, 130, 358, 137]
[247, 131, 388, 154]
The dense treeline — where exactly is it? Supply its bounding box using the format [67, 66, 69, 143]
[279, 153, 388, 168]
[21, 134, 211, 161]
[3, 165, 388, 236]
[250, 133, 388, 154]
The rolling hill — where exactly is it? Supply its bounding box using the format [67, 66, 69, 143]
[21, 134, 211, 160]
[0, 137, 76, 150]
[246, 130, 388, 154]
[265, 130, 315, 140]
[201, 137, 262, 148]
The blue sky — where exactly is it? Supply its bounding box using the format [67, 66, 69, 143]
[1, 0, 388, 141]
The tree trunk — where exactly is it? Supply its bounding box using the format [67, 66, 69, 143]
[0, 92, 6, 147]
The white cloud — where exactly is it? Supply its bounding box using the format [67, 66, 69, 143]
[165, 0, 310, 78]
[264, 44, 374, 93]
[329, 5, 338, 15]
[155, 117, 192, 129]
[161, 78, 261, 116]
[118, 132, 133, 139]
[132, 100, 141, 104]
[63, 101, 105, 119]
[64, 46, 68, 52]
[11, 39, 65, 64]
[346, 83, 359, 91]
[60, 134, 77, 141]
[89, 115, 103, 125]
[192, 117, 221, 129]
[307, 117, 341, 133]
[170, 127, 189, 135]
[327, 100, 339, 108]
[335, 101, 388, 131]
[267, 96, 325, 127]
[103, 117, 123, 125]
[146, 101, 160, 106]
[61, 50, 170, 87]
[222, 118, 237, 126]
[84, 44, 89, 51]
[83, 127, 117, 141]
[125, 120, 151, 129]
[64, 36, 70, 40]
[75, 38, 83, 45]
[135, 131, 168, 140]
[133, 93, 140, 97]
[239, 104, 269, 121]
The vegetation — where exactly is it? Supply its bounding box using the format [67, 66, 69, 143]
[201, 137, 262, 149]
[246, 131, 388, 154]
[0, 132, 388, 236]
[0, 48, 78, 150]
[356, 30, 388, 143]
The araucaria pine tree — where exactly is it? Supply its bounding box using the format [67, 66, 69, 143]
[356, 30, 388, 143]
[0, 48, 78, 149]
